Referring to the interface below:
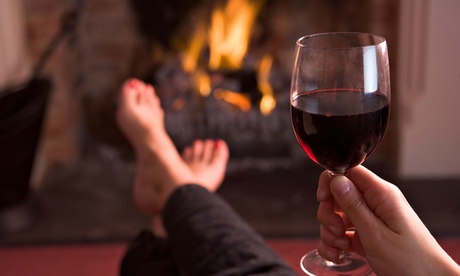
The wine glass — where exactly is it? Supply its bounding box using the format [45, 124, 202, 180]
[290, 32, 391, 275]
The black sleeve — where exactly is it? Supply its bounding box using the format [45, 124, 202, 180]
[163, 184, 299, 276]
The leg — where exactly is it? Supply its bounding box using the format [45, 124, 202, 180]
[116, 79, 229, 215]
[163, 185, 298, 275]
[117, 78, 296, 275]
[116, 79, 202, 215]
[116, 78, 229, 275]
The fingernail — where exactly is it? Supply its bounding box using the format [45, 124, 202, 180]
[332, 176, 350, 196]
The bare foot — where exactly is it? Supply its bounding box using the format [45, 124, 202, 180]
[182, 139, 229, 192]
[116, 78, 195, 215]
[151, 139, 229, 237]
[116, 78, 165, 156]
[116, 78, 229, 218]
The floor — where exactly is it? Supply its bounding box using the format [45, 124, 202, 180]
[0, 156, 460, 275]
[1, 238, 460, 275]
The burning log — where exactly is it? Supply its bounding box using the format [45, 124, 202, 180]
[139, 0, 292, 160]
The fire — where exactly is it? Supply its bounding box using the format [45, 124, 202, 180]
[194, 69, 211, 97]
[179, 0, 275, 115]
[182, 25, 207, 73]
[258, 54, 276, 115]
[214, 89, 251, 112]
[208, 0, 264, 70]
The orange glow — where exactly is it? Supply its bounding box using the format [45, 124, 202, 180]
[208, 0, 264, 70]
[214, 89, 251, 111]
[258, 54, 276, 115]
[182, 26, 206, 73]
[177, 0, 276, 114]
[194, 69, 211, 97]
[172, 98, 186, 111]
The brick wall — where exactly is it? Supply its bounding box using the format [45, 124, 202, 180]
[23, 0, 150, 186]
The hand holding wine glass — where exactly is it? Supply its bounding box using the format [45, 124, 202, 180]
[290, 32, 391, 275]
[316, 165, 460, 276]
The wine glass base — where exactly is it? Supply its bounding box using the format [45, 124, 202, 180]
[300, 249, 373, 276]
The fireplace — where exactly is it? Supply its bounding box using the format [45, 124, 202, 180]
[131, 0, 294, 164]
[20, 0, 400, 182]
[110, 0, 399, 172]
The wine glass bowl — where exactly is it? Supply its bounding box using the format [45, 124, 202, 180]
[290, 32, 390, 275]
[291, 88, 390, 175]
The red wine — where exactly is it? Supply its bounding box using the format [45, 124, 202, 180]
[291, 89, 390, 174]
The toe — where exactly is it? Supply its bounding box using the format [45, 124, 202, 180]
[192, 140, 204, 161]
[137, 81, 149, 103]
[212, 140, 229, 163]
[201, 140, 215, 163]
[120, 79, 138, 104]
[182, 145, 193, 162]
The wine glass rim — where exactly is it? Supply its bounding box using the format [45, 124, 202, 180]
[296, 32, 386, 49]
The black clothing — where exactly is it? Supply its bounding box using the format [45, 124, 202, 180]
[120, 184, 298, 276]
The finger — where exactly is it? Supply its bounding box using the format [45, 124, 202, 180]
[317, 200, 346, 237]
[333, 208, 354, 230]
[347, 165, 387, 190]
[329, 176, 382, 239]
[317, 170, 332, 202]
[346, 230, 366, 257]
[317, 240, 342, 263]
[347, 166, 410, 231]
[347, 166, 400, 212]
[320, 224, 350, 251]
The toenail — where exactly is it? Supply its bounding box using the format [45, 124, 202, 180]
[129, 79, 137, 88]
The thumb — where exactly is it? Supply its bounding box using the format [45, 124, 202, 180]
[330, 176, 380, 236]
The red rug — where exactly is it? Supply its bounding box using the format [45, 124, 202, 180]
[1, 238, 459, 275]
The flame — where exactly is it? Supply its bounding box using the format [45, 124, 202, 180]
[182, 24, 207, 73]
[214, 89, 251, 111]
[181, 0, 264, 73]
[258, 54, 276, 115]
[208, 0, 264, 70]
[177, 0, 276, 115]
[194, 69, 211, 97]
